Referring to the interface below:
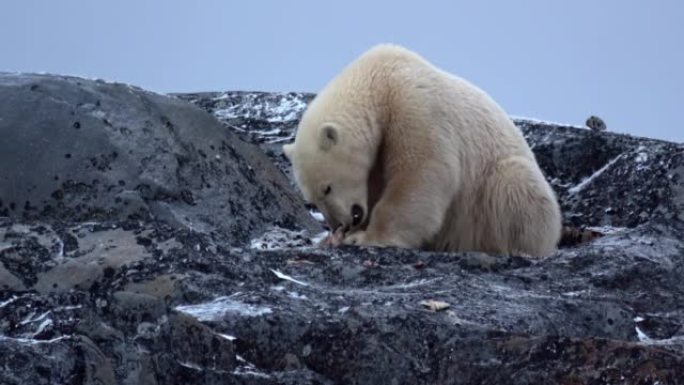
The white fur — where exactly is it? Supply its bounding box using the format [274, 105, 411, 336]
[283, 44, 561, 257]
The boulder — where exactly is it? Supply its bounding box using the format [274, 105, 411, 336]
[0, 74, 319, 244]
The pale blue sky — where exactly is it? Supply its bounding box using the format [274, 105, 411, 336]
[1, 1, 682, 142]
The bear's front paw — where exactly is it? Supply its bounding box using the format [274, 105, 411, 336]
[343, 231, 413, 249]
[341, 231, 390, 248]
[341, 231, 368, 246]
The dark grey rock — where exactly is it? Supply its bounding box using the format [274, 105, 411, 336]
[518, 118, 684, 229]
[586, 115, 607, 131]
[1, 84, 683, 384]
[174, 91, 314, 181]
[0, 289, 237, 385]
[0, 74, 319, 244]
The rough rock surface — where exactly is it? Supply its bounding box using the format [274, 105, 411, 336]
[0, 75, 319, 244]
[1, 81, 684, 384]
[174, 91, 313, 182]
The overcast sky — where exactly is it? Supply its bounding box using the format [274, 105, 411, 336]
[1, 1, 682, 142]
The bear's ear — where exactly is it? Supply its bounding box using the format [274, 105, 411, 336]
[318, 125, 338, 151]
[282, 143, 294, 161]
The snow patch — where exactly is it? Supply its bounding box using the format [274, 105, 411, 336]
[175, 297, 272, 322]
[179, 361, 203, 371]
[0, 335, 71, 345]
[55, 305, 83, 311]
[249, 227, 311, 250]
[271, 269, 309, 287]
[585, 225, 628, 235]
[634, 145, 651, 171]
[217, 333, 236, 341]
[568, 154, 624, 194]
[234, 354, 271, 378]
[288, 291, 308, 300]
[635, 146, 649, 163]
[20, 310, 51, 325]
[309, 210, 325, 223]
[232, 368, 272, 379]
[511, 116, 585, 129]
[561, 290, 588, 297]
[310, 231, 328, 245]
[55, 237, 64, 259]
[636, 326, 651, 342]
[31, 318, 53, 337]
[0, 296, 18, 309]
[90, 110, 107, 119]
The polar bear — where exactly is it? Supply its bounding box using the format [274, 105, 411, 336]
[283, 44, 561, 257]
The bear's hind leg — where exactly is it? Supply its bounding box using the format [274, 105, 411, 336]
[482, 156, 561, 257]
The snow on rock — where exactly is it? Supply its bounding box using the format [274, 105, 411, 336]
[568, 154, 625, 194]
[249, 227, 316, 250]
[175, 91, 313, 145]
[212, 92, 308, 124]
[176, 296, 273, 321]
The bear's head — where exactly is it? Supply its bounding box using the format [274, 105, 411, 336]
[283, 123, 370, 234]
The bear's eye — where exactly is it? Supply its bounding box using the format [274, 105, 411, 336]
[323, 185, 332, 196]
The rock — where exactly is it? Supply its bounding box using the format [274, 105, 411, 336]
[174, 91, 314, 182]
[0, 74, 319, 244]
[0, 290, 237, 385]
[586, 115, 607, 131]
[518, 118, 684, 228]
[1, 82, 684, 384]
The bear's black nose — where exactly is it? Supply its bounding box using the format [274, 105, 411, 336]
[351, 204, 364, 226]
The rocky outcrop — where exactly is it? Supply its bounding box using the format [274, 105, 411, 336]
[518, 118, 684, 229]
[174, 91, 313, 182]
[1, 78, 683, 384]
[0, 75, 319, 243]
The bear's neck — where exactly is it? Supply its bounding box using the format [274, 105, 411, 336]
[347, 71, 390, 156]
